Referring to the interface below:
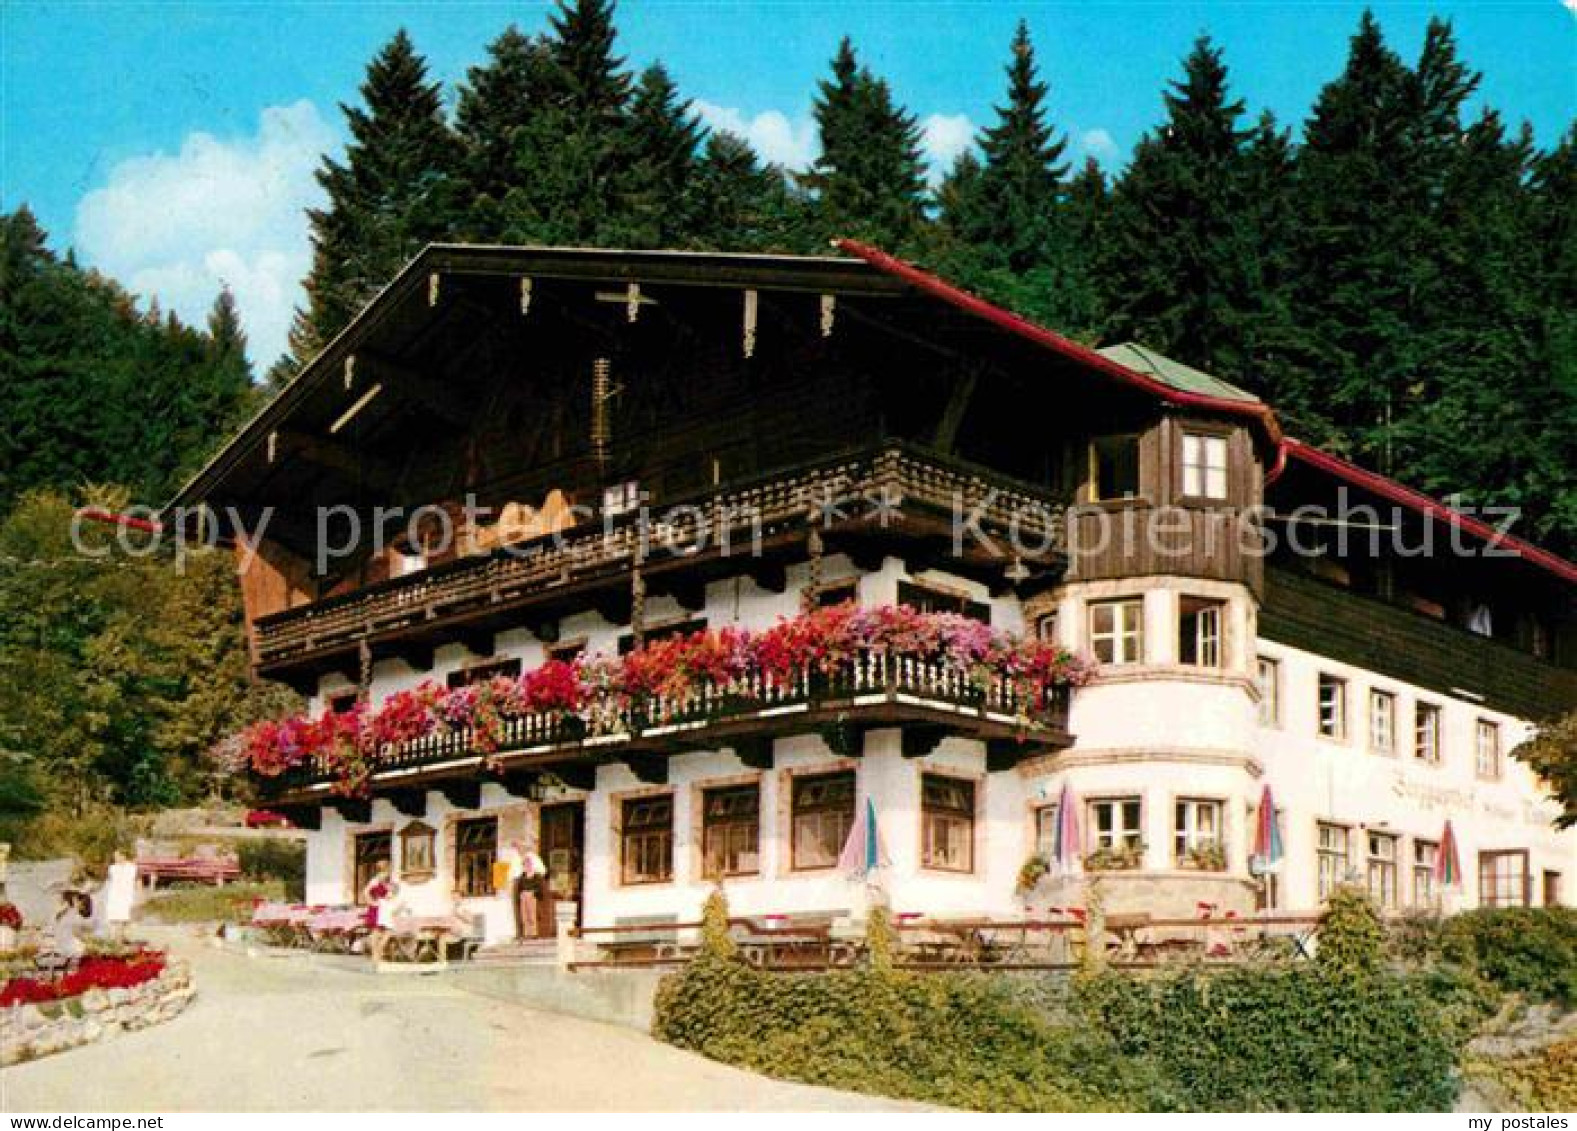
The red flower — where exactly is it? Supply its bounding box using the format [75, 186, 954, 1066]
[0, 950, 166, 1008]
[227, 604, 1098, 782]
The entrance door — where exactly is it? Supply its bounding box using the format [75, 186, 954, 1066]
[539, 802, 585, 929]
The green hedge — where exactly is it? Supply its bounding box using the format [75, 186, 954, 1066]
[1435, 908, 1577, 1006]
[654, 958, 1168, 1111]
[1076, 965, 1466, 1111]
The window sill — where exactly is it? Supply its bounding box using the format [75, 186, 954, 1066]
[920, 864, 976, 877]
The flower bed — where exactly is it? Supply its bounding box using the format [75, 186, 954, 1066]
[0, 950, 167, 1008]
[1, 952, 194, 1065]
[218, 603, 1092, 797]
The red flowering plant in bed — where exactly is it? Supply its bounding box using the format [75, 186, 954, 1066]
[0, 950, 166, 1008]
[0, 903, 22, 931]
[222, 603, 1093, 795]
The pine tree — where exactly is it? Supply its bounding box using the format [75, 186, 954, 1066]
[495, 0, 635, 244]
[804, 38, 927, 249]
[0, 209, 256, 508]
[454, 26, 558, 240]
[1095, 36, 1260, 379]
[690, 131, 811, 252]
[296, 29, 460, 351]
[620, 64, 708, 246]
[1289, 12, 1422, 465]
[958, 21, 1068, 272]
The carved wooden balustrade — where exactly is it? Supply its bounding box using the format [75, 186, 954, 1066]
[261, 645, 1074, 803]
[252, 442, 1068, 675]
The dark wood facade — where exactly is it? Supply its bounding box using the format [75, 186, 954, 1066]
[1262, 566, 1577, 720]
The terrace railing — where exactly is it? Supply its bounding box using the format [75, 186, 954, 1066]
[263, 645, 1073, 797]
[252, 442, 1067, 670]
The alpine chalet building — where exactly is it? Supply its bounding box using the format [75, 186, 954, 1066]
[174, 243, 1577, 944]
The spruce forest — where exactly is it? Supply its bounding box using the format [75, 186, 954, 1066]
[1, 0, 1573, 847]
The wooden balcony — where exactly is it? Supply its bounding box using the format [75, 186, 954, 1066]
[252, 443, 1068, 685]
[262, 647, 1074, 815]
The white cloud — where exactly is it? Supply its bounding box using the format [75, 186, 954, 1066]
[919, 113, 976, 182]
[1078, 128, 1120, 167]
[695, 100, 976, 187]
[74, 100, 338, 369]
[693, 100, 818, 170]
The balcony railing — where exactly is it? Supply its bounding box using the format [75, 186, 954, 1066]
[263, 646, 1074, 802]
[253, 443, 1067, 672]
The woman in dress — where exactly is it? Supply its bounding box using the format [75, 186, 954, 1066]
[362, 861, 399, 961]
[103, 850, 137, 940]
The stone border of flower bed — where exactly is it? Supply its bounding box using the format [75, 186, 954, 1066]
[1, 957, 195, 1065]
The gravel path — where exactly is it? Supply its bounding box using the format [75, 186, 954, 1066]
[0, 931, 921, 1112]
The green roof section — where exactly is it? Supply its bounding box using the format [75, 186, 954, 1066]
[1096, 342, 1261, 404]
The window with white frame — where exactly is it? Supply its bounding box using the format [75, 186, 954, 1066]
[1089, 599, 1144, 665]
[1178, 597, 1224, 667]
[1181, 432, 1229, 500]
[1413, 840, 1439, 906]
[1089, 798, 1143, 854]
[1317, 674, 1347, 740]
[1369, 690, 1396, 756]
[1317, 822, 1350, 900]
[1256, 656, 1281, 726]
[1475, 720, 1501, 779]
[1366, 832, 1399, 908]
[1415, 703, 1443, 764]
[1174, 799, 1224, 868]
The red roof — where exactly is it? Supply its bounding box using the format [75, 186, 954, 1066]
[837, 238, 1576, 588]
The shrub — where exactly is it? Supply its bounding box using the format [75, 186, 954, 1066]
[1076, 963, 1463, 1111]
[698, 886, 736, 961]
[1494, 1037, 1577, 1112]
[1317, 884, 1386, 980]
[238, 838, 305, 900]
[1437, 908, 1577, 1006]
[654, 957, 1167, 1111]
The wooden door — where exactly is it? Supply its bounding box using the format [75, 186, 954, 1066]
[539, 802, 585, 929]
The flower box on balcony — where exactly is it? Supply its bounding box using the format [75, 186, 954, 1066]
[1084, 844, 1145, 872]
[223, 603, 1090, 798]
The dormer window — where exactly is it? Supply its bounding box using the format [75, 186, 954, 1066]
[1089, 435, 1140, 501]
[1181, 431, 1229, 500]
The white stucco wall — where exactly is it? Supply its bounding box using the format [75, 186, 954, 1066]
[299, 564, 1575, 940]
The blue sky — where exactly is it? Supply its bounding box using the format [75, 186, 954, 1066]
[3, 1, 1573, 366]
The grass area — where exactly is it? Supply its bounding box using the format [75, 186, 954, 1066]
[140, 880, 283, 924]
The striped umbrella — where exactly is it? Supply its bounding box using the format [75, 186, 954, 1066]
[1251, 784, 1285, 872]
[838, 797, 893, 879]
[1435, 820, 1463, 887]
[1050, 781, 1081, 869]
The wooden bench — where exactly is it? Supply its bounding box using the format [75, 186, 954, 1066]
[137, 856, 241, 889]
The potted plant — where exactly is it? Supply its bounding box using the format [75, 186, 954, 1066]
[1182, 839, 1227, 872]
[1016, 854, 1050, 893]
[1084, 842, 1144, 872]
